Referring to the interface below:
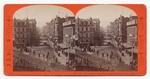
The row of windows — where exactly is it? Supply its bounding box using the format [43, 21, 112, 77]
[78, 27, 95, 32]
[14, 22, 28, 26]
[14, 34, 30, 38]
[77, 20, 93, 25]
[78, 33, 93, 38]
[14, 27, 30, 33]
[14, 21, 36, 26]
[79, 39, 93, 43]
[15, 39, 30, 44]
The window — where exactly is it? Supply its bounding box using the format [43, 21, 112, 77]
[18, 28, 20, 32]
[20, 34, 22, 38]
[15, 28, 17, 32]
[88, 27, 90, 31]
[24, 34, 26, 38]
[20, 27, 23, 33]
[93, 28, 95, 31]
[17, 22, 20, 25]
[90, 33, 93, 37]
[25, 28, 27, 32]
[78, 27, 80, 31]
[88, 33, 90, 38]
[18, 34, 20, 38]
[79, 21, 81, 25]
[24, 40, 26, 43]
[23, 28, 24, 32]
[83, 27, 86, 31]
[82, 39, 85, 43]
[79, 33, 83, 37]
[83, 21, 86, 25]
[86, 27, 88, 31]
[90, 27, 92, 31]
[86, 33, 88, 37]
[22, 34, 24, 38]
[88, 21, 90, 25]
[79, 27, 82, 31]
[83, 33, 86, 37]
[81, 21, 83, 25]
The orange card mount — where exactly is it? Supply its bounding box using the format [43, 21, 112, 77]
[4, 4, 146, 76]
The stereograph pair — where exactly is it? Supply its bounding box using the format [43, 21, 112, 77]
[4, 4, 146, 76]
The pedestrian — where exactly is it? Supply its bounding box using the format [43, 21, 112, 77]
[119, 57, 121, 62]
[97, 50, 99, 55]
[55, 58, 57, 62]
[33, 51, 35, 55]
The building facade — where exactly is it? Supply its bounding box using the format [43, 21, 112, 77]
[109, 15, 129, 43]
[13, 18, 37, 48]
[108, 15, 138, 68]
[63, 16, 75, 47]
[46, 16, 65, 44]
[126, 16, 138, 48]
[75, 18, 101, 48]
[45, 16, 101, 48]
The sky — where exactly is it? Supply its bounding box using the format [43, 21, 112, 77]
[13, 5, 136, 28]
[76, 5, 137, 28]
[13, 5, 74, 27]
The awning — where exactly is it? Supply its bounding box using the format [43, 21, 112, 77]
[58, 43, 68, 49]
[121, 43, 132, 48]
[127, 48, 138, 53]
[64, 49, 75, 54]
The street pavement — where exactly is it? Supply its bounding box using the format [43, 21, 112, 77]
[14, 47, 69, 71]
[13, 45, 132, 71]
[76, 46, 132, 71]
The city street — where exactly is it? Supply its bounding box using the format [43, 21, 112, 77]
[13, 47, 69, 71]
[13, 43, 134, 71]
[75, 45, 132, 71]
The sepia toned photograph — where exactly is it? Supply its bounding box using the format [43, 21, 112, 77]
[13, 5, 138, 71]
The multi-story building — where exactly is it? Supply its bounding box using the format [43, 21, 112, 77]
[13, 18, 37, 48]
[109, 15, 129, 43]
[28, 19, 37, 45]
[45, 16, 101, 48]
[93, 19, 101, 45]
[75, 17, 100, 48]
[108, 15, 138, 68]
[126, 16, 138, 48]
[47, 16, 65, 44]
[63, 16, 75, 47]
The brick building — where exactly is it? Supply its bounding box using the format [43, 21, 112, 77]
[13, 18, 37, 48]
[45, 16, 101, 48]
[46, 16, 65, 44]
[109, 15, 129, 43]
[75, 17, 101, 48]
